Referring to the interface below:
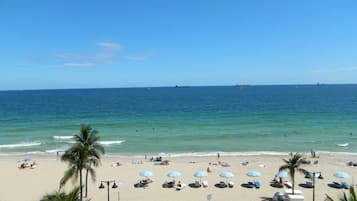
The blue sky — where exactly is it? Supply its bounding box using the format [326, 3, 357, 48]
[1, 0, 357, 90]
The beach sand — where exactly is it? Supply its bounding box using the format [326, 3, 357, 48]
[0, 153, 356, 201]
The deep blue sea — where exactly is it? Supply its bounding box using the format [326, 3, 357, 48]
[1, 85, 357, 156]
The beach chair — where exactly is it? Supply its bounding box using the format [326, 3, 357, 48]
[245, 182, 255, 188]
[215, 181, 227, 188]
[342, 181, 349, 189]
[254, 181, 260, 188]
[329, 181, 343, 189]
[162, 181, 175, 188]
[176, 183, 186, 190]
[134, 181, 148, 188]
[305, 181, 314, 188]
[189, 181, 202, 188]
[228, 181, 234, 188]
[284, 181, 292, 189]
[202, 180, 208, 187]
[270, 180, 284, 188]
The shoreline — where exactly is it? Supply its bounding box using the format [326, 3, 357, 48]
[2, 150, 357, 158]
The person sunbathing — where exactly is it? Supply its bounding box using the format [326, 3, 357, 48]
[30, 161, 37, 168]
[19, 163, 26, 169]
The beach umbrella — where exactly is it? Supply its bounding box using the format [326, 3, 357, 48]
[23, 157, 31, 162]
[247, 171, 261, 178]
[194, 171, 207, 182]
[333, 171, 350, 179]
[140, 170, 153, 178]
[167, 171, 181, 178]
[219, 172, 234, 179]
[275, 171, 288, 178]
[194, 171, 207, 178]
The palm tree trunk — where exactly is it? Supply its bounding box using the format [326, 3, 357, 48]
[79, 169, 83, 201]
[292, 176, 295, 195]
[85, 168, 89, 197]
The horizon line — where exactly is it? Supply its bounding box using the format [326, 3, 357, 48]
[1, 83, 357, 92]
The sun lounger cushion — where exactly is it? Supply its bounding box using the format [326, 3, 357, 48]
[176, 183, 185, 190]
[285, 182, 292, 188]
[228, 181, 234, 188]
[255, 181, 260, 188]
[342, 181, 349, 189]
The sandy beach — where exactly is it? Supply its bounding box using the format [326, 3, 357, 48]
[0, 153, 356, 201]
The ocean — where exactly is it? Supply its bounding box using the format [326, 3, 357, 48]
[1, 85, 357, 156]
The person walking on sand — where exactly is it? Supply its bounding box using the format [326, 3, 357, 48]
[217, 152, 220, 160]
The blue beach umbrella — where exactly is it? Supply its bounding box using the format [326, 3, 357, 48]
[23, 157, 31, 162]
[247, 171, 261, 178]
[167, 171, 181, 178]
[194, 171, 207, 178]
[275, 171, 288, 179]
[219, 171, 234, 179]
[140, 170, 153, 178]
[333, 171, 350, 179]
[194, 171, 207, 182]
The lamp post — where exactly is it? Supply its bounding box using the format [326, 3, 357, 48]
[99, 180, 118, 201]
[312, 172, 316, 201]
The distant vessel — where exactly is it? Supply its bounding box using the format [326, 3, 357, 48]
[175, 85, 189, 88]
[337, 143, 349, 147]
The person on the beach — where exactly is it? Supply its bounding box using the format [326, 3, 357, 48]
[30, 161, 37, 168]
[217, 152, 220, 160]
[207, 167, 212, 173]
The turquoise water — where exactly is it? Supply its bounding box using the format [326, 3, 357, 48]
[0, 85, 357, 156]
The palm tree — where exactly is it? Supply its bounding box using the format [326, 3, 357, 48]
[60, 143, 87, 201]
[40, 186, 81, 201]
[73, 124, 104, 198]
[325, 185, 357, 201]
[279, 152, 310, 194]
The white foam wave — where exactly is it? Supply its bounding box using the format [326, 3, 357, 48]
[337, 143, 349, 147]
[0, 142, 41, 149]
[26, 151, 45, 155]
[45, 149, 65, 153]
[53, 136, 73, 140]
[99, 140, 125, 146]
[111, 151, 289, 158]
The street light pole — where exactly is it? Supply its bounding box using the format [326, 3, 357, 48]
[312, 172, 316, 201]
[99, 180, 118, 201]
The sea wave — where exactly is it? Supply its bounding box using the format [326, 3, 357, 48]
[45, 149, 66, 153]
[167, 151, 290, 158]
[98, 140, 125, 146]
[53, 135, 73, 140]
[336, 143, 349, 147]
[0, 142, 41, 149]
[107, 150, 357, 158]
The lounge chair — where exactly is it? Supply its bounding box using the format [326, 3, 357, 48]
[176, 183, 186, 190]
[254, 181, 260, 188]
[134, 181, 148, 188]
[299, 181, 313, 188]
[284, 181, 292, 189]
[242, 182, 255, 188]
[189, 181, 202, 188]
[228, 181, 234, 188]
[328, 181, 343, 189]
[162, 181, 175, 188]
[342, 181, 349, 189]
[270, 180, 284, 188]
[202, 180, 208, 187]
[215, 181, 228, 188]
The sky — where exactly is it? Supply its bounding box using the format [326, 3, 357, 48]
[0, 0, 357, 90]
